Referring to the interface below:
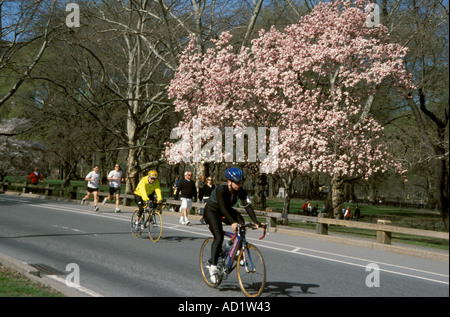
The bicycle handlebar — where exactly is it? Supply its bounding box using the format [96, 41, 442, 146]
[143, 200, 166, 210]
[230, 222, 268, 241]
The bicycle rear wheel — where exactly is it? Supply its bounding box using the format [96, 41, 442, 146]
[237, 244, 266, 297]
[131, 209, 143, 238]
[148, 211, 163, 242]
[199, 238, 222, 288]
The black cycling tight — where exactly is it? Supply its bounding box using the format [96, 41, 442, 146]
[203, 206, 244, 266]
[134, 193, 156, 217]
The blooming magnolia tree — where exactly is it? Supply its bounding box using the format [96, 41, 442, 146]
[0, 118, 45, 181]
[167, 0, 413, 218]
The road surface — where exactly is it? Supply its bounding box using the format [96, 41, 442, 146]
[0, 194, 448, 298]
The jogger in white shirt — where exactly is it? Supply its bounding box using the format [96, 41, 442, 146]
[102, 164, 124, 212]
[81, 165, 101, 212]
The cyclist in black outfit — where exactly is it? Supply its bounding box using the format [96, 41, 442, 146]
[203, 167, 260, 282]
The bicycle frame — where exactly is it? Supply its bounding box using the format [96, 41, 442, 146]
[222, 224, 267, 273]
[131, 201, 165, 241]
[223, 230, 241, 269]
[200, 222, 268, 297]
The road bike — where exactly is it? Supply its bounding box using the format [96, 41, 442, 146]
[199, 222, 268, 297]
[131, 201, 165, 242]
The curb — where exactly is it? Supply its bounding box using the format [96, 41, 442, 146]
[0, 251, 92, 297]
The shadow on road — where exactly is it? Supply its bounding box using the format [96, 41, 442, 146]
[153, 235, 205, 243]
[264, 281, 320, 296]
[212, 280, 320, 297]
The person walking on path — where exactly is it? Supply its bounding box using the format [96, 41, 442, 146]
[174, 171, 197, 225]
[199, 176, 215, 224]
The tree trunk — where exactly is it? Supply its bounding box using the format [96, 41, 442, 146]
[268, 175, 274, 199]
[407, 95, 449, 230]
[331, 175, 344, 219]
[253, 174, 267, 211]
[281, 172, 296, 225]
[195, 162, 207, 179]
[281, 188, 291, 225]
[125, 140, 140, 195]
[434, 150, 449, 230]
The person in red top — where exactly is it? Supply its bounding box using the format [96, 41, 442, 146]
[27, 167, 43, 185]
[301, 201, 309, 215]
[26, 167, 43, 193]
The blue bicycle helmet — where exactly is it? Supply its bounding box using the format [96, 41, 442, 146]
[225, 167, 244, 183]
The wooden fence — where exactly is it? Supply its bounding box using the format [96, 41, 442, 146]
[1, 181, 448, 245]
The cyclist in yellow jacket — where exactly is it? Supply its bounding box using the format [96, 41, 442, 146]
[133, 170, 163, 222]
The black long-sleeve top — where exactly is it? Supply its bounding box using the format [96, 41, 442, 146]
[206, 182, 258, 225]
[199, 184, 215, 201]
[174, 178, 197, 200]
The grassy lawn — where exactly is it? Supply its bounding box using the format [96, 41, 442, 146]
[265, 197, 448, 250]
[0, 264, 64, 297]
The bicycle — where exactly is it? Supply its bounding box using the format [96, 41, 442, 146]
[199, 222, 268, 297]
[131, 201, 165, 242]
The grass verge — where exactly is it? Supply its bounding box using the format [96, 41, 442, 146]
[0, 264, 64, 297]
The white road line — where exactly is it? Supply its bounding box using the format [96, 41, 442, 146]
[47, 275, 103, 297]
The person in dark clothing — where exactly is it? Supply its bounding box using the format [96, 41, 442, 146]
[203, 167, 261, 283]
[174, 171, 197, 225]
[199, 177, 215, 224]
[312, 204, 318, 217]
[354, 205, 361, 221]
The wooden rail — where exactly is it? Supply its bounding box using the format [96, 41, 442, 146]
[1, 181, 448, 245]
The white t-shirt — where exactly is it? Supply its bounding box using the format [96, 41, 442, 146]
[86, 171, 100, 189]
[107, 170, 122, 188]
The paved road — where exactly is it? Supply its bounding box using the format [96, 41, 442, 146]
[0, 194, 448, 298]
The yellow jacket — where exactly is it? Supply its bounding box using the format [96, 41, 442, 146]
[134, 177, 163, 201]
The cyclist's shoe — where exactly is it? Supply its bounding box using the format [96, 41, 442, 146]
[208, 265, 219, 284]
[134, 222, 141, 232]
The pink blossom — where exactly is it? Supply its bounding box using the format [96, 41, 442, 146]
[166, 0, 412, 180]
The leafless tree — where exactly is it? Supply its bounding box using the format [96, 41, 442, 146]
[0, 0, 58, 107]
[379, 0, 449, 228]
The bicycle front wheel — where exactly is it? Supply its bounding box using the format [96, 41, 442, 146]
[148, 211, 163, 242]
[237, 244, 266, 297]
[199, 238, 222, 288]
[131, 209, 143, 238]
